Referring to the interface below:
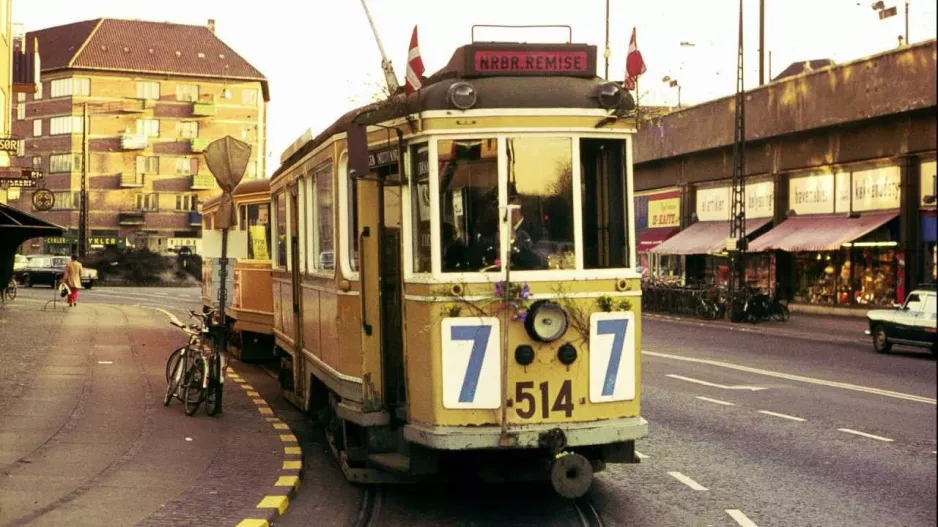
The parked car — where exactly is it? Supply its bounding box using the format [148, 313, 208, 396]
[16, 255, 98, 289]
[13, 254, 28, 272]
[866, 285, 937, 355]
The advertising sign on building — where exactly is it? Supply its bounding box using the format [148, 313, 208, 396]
[921, 160, 936, 207]
[696, 180, 774, 221]
[846, 166, 900, 212]
[790, 172, 835, 215]
[648, 191, 680, 228]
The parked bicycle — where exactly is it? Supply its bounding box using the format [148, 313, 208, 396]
[1, 279, 17, 305]
[180, 309, 226, 417]
[164, 308, 215, 408]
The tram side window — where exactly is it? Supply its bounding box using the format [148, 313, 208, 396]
[411, 144, 431, 273]
[241, 203, 271, 260]
[315, 162, 335, 270]
[274, 191, 287, 267]
[580, 138, 629, 269]
[438, 138, 499, 273]
[506, 137, 575, 270]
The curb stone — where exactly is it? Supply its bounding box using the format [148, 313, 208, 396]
[229, 367, 304, 527]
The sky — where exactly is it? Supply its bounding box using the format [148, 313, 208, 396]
[12, 0, 938, 176]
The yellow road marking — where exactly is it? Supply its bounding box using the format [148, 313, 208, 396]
[256, 495, 289, 515]
[275, 475, 301, 488]
[273, 422, 289, 430]
[284, 446, 301, 455]
[282, 460, 302, 470]
[247, 390, 260, 397]
[259, 407, 274, 416]
[279, 434, 298, 443]
[236, 520, 269, 527]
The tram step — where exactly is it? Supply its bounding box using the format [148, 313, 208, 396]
[367, 452, 411, 473]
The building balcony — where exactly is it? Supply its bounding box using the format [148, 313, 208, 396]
[121, 133, 149, 150]
[118, 211, 146, 226]
[190, 138, 211, 153]
[120, 173, 145, 188]
[188, 211, 203, 226]
[190, 175, 216, 190]
[120, 99, 158, 114]
[192, 102, 216, 117]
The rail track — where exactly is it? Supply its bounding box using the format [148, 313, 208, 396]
[573, 497, 605, 527]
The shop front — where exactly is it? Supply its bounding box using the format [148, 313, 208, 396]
[634, 188, 682, 281]
[650, 178, 774, 289]
[920, 160, 936, 284]
[748, 164, 901, 308]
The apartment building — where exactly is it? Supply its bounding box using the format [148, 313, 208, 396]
[8, 18, 268, 254]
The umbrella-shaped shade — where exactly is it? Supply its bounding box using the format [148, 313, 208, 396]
[203, 136, 252, 229]
[0, 202, 65, 288]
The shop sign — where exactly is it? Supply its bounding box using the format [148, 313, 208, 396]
[44, 236, 73, 245]
[648, 194, 680, 228]
[836, 166, 900, 213]
[89, 236, 127, 248]
[921, 160, 936, 207]
[0, 137, 22, 154]
[790, 173, 835, 215]
[696, 180, 774, 221]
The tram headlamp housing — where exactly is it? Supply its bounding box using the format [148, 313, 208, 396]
[448, 81, 478, 110]
[596, 82, 624, 109]
[557, 343, 578, 365]
[515, 345, 535, 366]
[524, 300, 569, 343]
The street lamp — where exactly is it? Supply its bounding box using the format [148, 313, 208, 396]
[662, 75, 681, 108]
[872, 0, 909, 45]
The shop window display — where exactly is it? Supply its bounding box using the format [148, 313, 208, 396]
[793, 250, 896, 307]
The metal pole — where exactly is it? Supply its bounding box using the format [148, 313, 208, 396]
[728, 0, 748, 321]
[217, 226, 229, 353]
[79, 103, 88, 258]
[604, 0, 611, 80]
[677, 84, 681, 108]
[759, 0, 765, 85]
[905, 1, 909, 44]
[358, 0, 401, 94]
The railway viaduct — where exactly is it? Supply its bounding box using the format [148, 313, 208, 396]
[633, 39, 937, 310]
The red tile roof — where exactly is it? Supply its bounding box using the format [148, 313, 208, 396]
[25, 18, 268, 101]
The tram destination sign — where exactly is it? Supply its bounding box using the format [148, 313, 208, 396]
[464, 43, 597, 78]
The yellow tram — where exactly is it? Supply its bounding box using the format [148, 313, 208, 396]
[269, 38, 647, 497]
[201, 178, 276, 361]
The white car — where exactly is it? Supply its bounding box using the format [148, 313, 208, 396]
[866, 285, 937, 355]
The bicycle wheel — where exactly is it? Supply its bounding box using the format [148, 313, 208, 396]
[777, 303, 790, 322]
[205, 357, 224, 417]
[164, 350, 187, 407]
[5, 281, 16, 301]
[183, 358, 206, 416]
[165, 347, 184, 383]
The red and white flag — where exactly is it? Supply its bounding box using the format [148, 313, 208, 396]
[405, 25, 425, 95]
[624, 27, 647, 91]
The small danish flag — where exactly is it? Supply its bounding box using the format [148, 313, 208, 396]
[405, 25, 425, 95]
[624, 27, 647, 91]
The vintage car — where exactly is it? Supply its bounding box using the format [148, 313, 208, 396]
[16, 255, 98, 289]
[13, 254, 28, 272]
[866, 285, 937, 355]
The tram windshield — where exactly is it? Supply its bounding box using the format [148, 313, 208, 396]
[413, 136, 630, 276]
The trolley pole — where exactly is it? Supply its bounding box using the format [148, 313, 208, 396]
[359, 0, 401, 95]
[728, 0, 748, 322]
[603, 0, 611, 80]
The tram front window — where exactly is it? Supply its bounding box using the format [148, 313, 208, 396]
[580, 138, 629, 269]
[506, 137, 575, 270]
[438, 138, 500, 272]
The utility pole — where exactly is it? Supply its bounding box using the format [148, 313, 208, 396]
[905, 1, 910, 44]
[759, 0, 766, 85]
[728, 0, 748, 321]
[78, 103, 88, 258]
[604, 0, 611, 80]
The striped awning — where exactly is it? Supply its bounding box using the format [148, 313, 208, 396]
[747, 211, 897, 252]
[650, 218, 772, 255]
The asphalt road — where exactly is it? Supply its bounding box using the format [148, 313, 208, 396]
[5, 286, 934, 526]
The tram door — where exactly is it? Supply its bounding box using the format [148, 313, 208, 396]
[348, 125, 406, 415]
[288, 181, 305, 402]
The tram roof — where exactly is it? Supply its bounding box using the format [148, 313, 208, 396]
[273, 43, 635, 180]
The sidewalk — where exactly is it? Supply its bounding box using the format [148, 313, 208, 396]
[643, 311, 869, 345]
[0, 298, 299, 527]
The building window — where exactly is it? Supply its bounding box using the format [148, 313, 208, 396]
[49, 154, 82, 173]
[135, 193, 159, 211]
[175, 158, 199, 175]
[242, 88, 258, 106]
[50, 116, 84, 135]
[50, 78, 90, 98]
[17, 93, 25, 103]
[50, 191, 76, 210]
[32, 156, 43, 171]
[33, 119, 42, 137]
[176, 194, 198, 211]
[136, 81, 160, 100]
[34, 81, 43, 100]
[136, 156, 159, 174]
[176, 84, 200, 102]
[177, 121, 199, 139]
[16, 102, 25, 120]
[136, 119, 160, 138]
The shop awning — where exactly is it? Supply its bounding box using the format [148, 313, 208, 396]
[637, 226, 680, 252]
[747, 210, 898, 252]
[650, 218, 772, 255]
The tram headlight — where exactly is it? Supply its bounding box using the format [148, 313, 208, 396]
[448, 81, 478, 110]
[524, 300, 568, 343]
[596, 82, 623, 109]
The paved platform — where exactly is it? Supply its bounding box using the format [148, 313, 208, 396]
[0, 297, 300, 526]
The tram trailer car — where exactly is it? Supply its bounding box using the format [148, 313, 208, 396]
[201, 179, 276, 362]
[270, 38, 648, 498]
